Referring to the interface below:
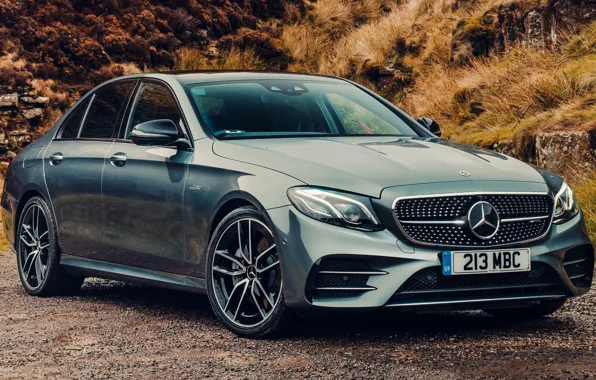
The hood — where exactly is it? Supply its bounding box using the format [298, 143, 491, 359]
[213, 136, 546, 198]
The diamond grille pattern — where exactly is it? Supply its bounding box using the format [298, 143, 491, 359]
[394, 194, 553, 247]
[485, 195, 551, 218]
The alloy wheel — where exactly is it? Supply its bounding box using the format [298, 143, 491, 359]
[211, 218, 282, 328]
[18, 203, 50, 290]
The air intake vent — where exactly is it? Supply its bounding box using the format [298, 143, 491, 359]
[563, 244, 594, 288]
[310, 258, 387, 299]
[390, 262, 561, 304]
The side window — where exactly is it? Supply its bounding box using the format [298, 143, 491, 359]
[326, 93, 395, 135]
[124, 82, 183, 139]
[59, 98, 90, 139]
[79, 82, 134, 139]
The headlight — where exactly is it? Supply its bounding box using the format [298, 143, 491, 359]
[553, 181, 579, 224]
[287, 187, 382, 231]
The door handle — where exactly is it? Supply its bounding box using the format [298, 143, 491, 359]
[49, 152, 63, 166]
[109, 152, 127, 167]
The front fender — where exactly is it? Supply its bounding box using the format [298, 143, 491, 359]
[182, 139, 304, 278]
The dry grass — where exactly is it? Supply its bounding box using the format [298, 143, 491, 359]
[319, 2, 417, 77]
[333, 6, 414, 75]
[0, 224, 5, 251]
[310, 0, 353, 37]
[219, 47, 265, 70]
[574, 175, 596, 244]
[400, 48, 596, 146]
[281, 0, 457, 79]
[283, 2, 303, 23]
[282, 0, 405, 73]
[0, 52, 27, 70]
[351, 0, 385, 24]
[0, 177, 6, 251]
[30, 79, 69, 103]
[310, 0, 386, 30]
[400, 19, 596, 146]
[565, 21, 596, 56]
[114, 62, 142, 75]
[175, 47, 265, 71]
[174, 47, 210, 71]
[282, 23, 332, 71]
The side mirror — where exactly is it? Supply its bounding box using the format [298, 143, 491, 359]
[130, 119, 180, 146]
[417, 117, 442, 137]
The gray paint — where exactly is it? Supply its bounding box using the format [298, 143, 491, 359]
[213, 136, 545, 198]
[1, 71, 593, 314]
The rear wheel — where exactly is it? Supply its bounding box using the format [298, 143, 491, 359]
[486, 299, 566, 318]
[206, 206, 285, 338]
[16, 196, 84, 296]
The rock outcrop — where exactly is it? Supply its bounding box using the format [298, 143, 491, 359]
[0, 91, 48, 170]
[492, 129, 596, 178]
[452, 0, 596, 63]
[0, 93, 18, 108]
[536, 130, 596, 176]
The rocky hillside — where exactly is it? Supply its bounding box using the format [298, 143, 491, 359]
[0, 0, 294, 171]
[0, 0, 594, 240]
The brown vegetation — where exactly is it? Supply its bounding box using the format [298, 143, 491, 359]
[0, 0, 595, 241]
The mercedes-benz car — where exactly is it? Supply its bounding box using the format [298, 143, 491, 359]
[2, 72, 593, 337]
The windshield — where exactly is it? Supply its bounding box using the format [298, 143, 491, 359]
[187, 80, 422, 139]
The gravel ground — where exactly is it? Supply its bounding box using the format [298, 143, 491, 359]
[1, 251, 595, 379]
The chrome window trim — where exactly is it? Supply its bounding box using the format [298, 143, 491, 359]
[391, 191, 555, 249]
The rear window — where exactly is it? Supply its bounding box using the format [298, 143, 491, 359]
[59, 98, 90, 139]
[187, 80, 420, 139]
[79, 82, 134, 139]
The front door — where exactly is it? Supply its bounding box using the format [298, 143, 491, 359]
[44, 82, 134, 258]
[101, 81, 192, 274]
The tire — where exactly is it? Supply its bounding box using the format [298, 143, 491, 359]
[16, 196, 84, 297]
[206, 206, 286, 338]
[486, 299, 566, 319]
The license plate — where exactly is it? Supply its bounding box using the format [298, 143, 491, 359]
[442, 249, 531, 275]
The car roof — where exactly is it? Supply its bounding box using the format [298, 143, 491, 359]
[115, 70, 349, 86]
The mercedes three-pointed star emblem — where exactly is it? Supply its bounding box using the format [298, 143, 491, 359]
[467, 201, 500, 239]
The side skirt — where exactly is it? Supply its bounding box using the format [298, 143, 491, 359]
[60, 254, 207, 294]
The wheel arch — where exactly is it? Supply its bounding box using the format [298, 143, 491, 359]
[208, 190, 273, 239]
[15, 188, 49, 241]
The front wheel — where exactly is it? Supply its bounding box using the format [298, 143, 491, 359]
[206, 206, 286, 338]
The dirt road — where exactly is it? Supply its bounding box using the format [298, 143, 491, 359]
[0, 251, 595, 379]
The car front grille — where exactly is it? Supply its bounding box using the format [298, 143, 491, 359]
[394, 193, 553, 247]
[389, 262, 562, 304]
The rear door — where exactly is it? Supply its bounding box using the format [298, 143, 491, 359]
[101, 80, 193, 273]
[44, 81, 135, 258]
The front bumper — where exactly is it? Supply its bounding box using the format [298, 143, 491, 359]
[268, 205, 593, 312]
